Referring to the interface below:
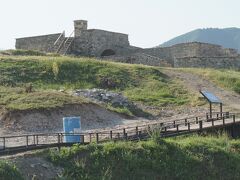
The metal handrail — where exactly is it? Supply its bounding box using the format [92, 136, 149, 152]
[64, 30, 74, 46]
[54, 31, 65, 46]
[63, 30, 75, 55]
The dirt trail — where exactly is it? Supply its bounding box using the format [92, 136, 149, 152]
[163, 69, 240, 112]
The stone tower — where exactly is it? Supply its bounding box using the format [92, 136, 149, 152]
[74, 20, 88, 37]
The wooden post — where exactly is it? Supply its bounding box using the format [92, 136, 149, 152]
[3, 137, 5, 150]
[123, 129, 126, 136]
[89, 133, 92, 143]
[173, 121, 176, 128]
[164, 127, 167, 132]
[57, 133, 60, 144]
[223, 117, 225, 125]
[33, 135, 36, 145]
[199, 121, 203, 130]
[110, 131, 113, 140]
[96, 133, 99, 143]
[220, 103, 223, 118]
[188, 123, 190, 131]
[26, 136, 29, 147]
[176, 125, 179, 132]
[196, 117, 199, 124]
[81, 135, 84, 143]
[36, 135, 39, 145]
[185, 119, 187, 126]
[57, 134, 61, 151]
[233, 115, 236, 123]
[136, 127, 138, 135]
[210, 102, 212, 119]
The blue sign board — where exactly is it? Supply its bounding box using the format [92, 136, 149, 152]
[200, 91, 222, 104]
[63, 117, 81, 143]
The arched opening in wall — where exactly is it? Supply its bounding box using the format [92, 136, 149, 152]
[101, 49, 116, 57]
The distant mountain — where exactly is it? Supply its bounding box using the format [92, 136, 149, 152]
[159, 28, 240, 52]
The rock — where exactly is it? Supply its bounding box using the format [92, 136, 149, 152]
[41, 163, 50, 169]
[73, 89, 135, 109]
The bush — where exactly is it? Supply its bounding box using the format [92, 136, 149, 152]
[47, 135, 240, 179]
[0, 161, 23, 180]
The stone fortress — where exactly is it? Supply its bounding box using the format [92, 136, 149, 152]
[16, 20, 240, 69]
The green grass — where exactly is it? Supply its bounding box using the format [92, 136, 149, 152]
[47, 134, 240, 180]
[0, 49, 47, 56]
[180, 68, 240, 94]
[0, 86, 88, 111]
[0, 55, 192, 112]
[0, 160, 23, 180]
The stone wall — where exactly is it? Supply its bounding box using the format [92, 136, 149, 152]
[101, 52, 171, 67]
[16, 33, 63, 53]
[174, 56, 240, 69]
[141, 42, 239, 66]
[72, 29, 130, 57]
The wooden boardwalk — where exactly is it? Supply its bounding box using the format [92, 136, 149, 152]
[0, 112, 239, 155]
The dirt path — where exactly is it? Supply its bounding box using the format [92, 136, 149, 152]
[163, 69, 240, 112]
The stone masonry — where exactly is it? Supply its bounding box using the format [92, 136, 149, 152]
[15, 20, 240, 69]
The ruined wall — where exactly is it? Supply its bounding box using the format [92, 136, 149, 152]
[101, 53, 171, 67]
[72, 29, 130, 56]
[15, 33, 63, 53]
[174, 56, 240, 69]
[170, 42, 238, 57]
[141, 42, 239, 66]
[141, 47, 173, 65]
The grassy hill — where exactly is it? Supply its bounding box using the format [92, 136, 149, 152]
[0, 52, 191, 115]
[46, 134, 240, 179]
[159, 28, 240, 52]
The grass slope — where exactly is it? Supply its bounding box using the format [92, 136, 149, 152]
[180, 68, 240, 94]
[47, 134, 240, 179]
[0, 87, 88, 110]
[0, 54, 191, 112]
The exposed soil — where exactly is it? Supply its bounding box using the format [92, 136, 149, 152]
[0, 103, 150, 136]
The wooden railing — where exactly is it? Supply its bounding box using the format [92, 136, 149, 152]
[0, 112, 238, 155]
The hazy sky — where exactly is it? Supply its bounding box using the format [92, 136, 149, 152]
[1, 0, 240, 49]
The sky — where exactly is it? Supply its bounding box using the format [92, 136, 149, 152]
[0, 0, 240, 49]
